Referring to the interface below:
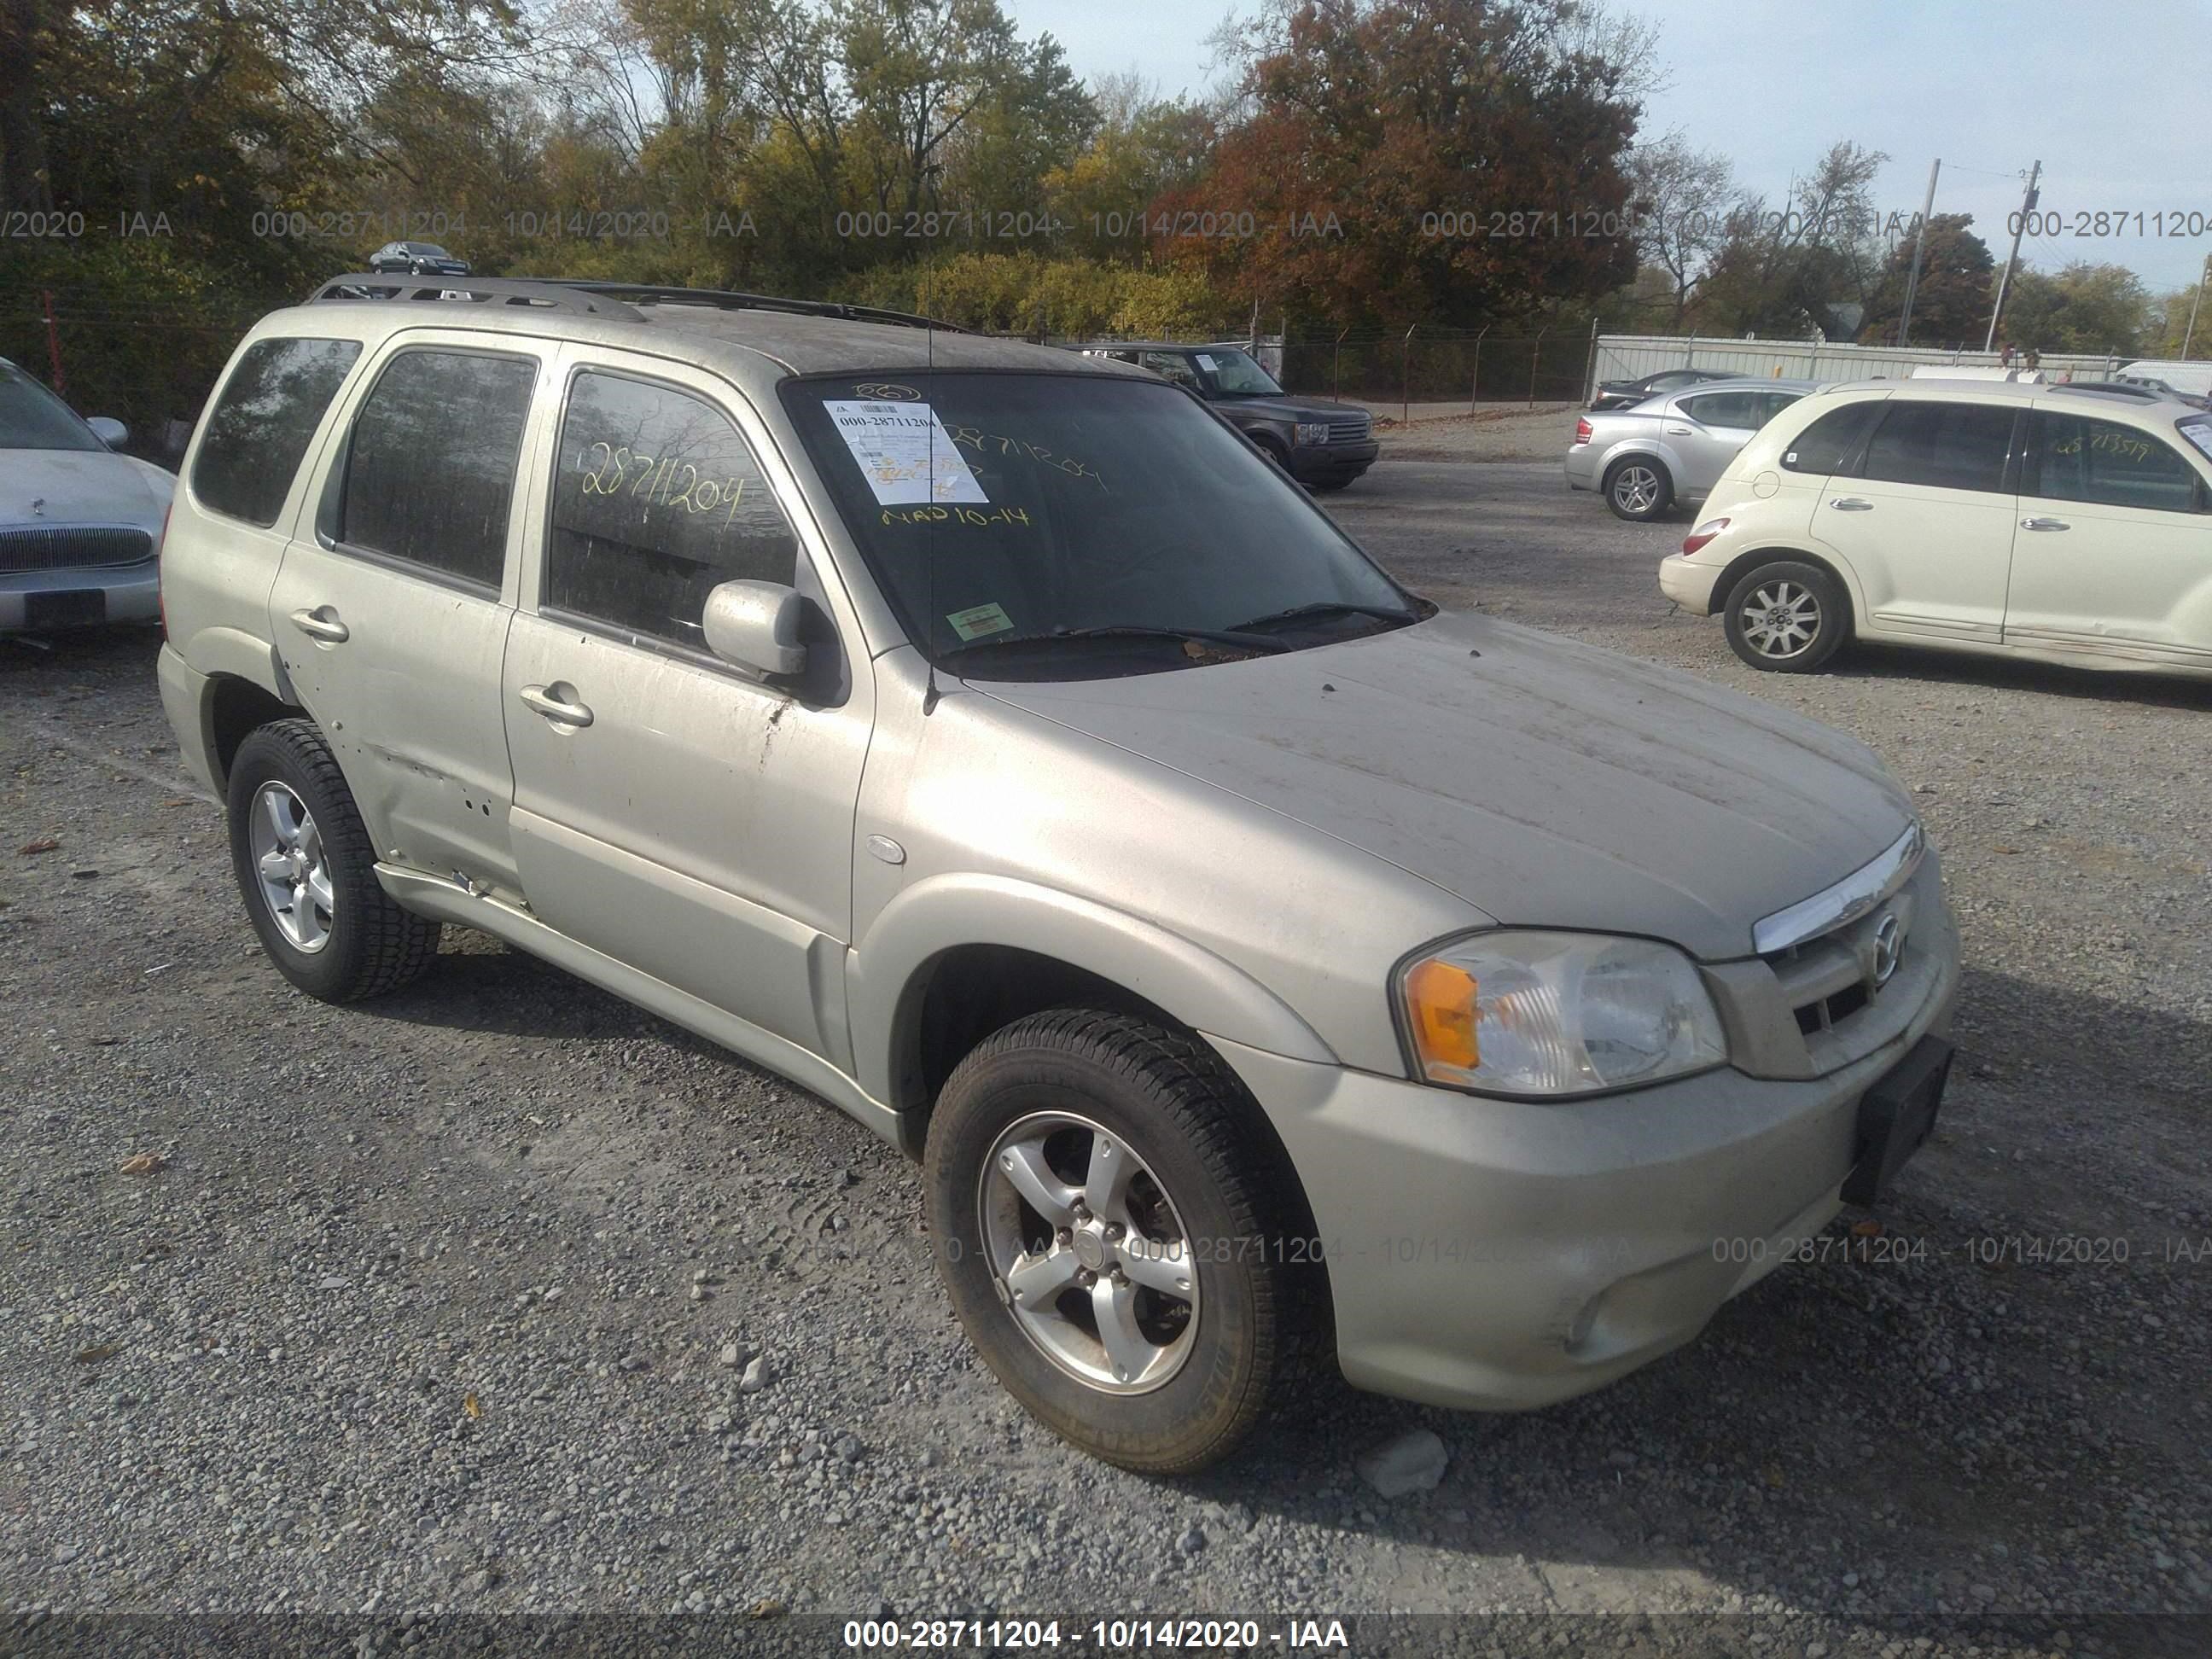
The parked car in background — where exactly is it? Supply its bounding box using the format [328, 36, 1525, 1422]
[0, 357, 172, 632]
[366, 242, 471, 276]
[1661, 381, 2212, 678]
[1567, 378, 1822, 521]
[157, 276, 1957, 1472]
[2093, 375, 2212, 412]
[1587, 367, 1726, 412]
[1068, 341, 1377, 491]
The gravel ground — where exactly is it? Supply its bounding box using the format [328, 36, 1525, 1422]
[3, 435, 2209, 1657]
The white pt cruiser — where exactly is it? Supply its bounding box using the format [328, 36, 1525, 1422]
[158, 276, 1960, 1471]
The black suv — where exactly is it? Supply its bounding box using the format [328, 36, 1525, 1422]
[1070, 342, 1378, 492]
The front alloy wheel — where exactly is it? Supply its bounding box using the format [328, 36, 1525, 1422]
[981, 1110, 1200, 1393]
[925, 1007, 1315, 1473]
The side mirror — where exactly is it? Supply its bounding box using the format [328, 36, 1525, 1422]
[701, 579, 807, 678]
[88, 416, 128, 449]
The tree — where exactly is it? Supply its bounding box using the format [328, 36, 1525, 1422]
[1627, 134, 1732, 326]
[1998, 262, 2151, 356]
[1695, 140, 1890, 338]
[1859, 212, 1992, 347]
[1161, 0, 1654, 329]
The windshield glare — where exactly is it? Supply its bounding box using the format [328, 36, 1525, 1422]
[0, 364, 102, 451]
[783, 371, 1411, 678]
[1198, 349, 1284, 397]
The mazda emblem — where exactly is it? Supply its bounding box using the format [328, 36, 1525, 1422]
[1870, 913, 1903, 987]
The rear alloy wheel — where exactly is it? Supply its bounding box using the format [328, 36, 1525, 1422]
[1722, 560, 1849, 672]
[925, 1007, 1310, 1473]
[1604, 458, 1673, 521]
[226, 719, 443, 1001]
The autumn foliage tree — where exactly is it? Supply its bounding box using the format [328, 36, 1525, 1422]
[1156, 0, 1650, 330]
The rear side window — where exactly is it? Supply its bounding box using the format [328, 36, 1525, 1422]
[337, 350, 536, 588]
[1679, 391, 1763, 428]
[1860, 402, 2017, 493]
[544, 370, 799, 650]
[1781, 402, 1882, 474]
[193, 338, 363, 526]
[2027, 414, 2205, 513]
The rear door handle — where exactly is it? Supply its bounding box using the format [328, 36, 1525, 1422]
[2021, 516, 2070, 532]
[1830, 498, 1874, 512]
[288, 606, 349, 643]
[518, 684, 594, 728]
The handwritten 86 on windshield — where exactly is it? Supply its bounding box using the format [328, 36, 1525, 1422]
[841, 1616, 1352, 1649]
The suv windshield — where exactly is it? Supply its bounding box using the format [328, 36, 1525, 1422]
[1196, 349, 1284, 397]
[783, 372, 1416, 678]
[0, 362, 102, 451]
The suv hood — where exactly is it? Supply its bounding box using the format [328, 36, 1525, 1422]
[971, 611, 1912, 961]
[1211, 393, 1368, 426]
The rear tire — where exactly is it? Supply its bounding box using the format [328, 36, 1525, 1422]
[1604, 457, 1674, 521]
[924, 1008, 1308, 1474]
[226, 719, 442, 1002]
[1722, 560, 1850, 672]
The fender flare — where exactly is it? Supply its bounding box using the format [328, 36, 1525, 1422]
[847, 872, 1336, 1110]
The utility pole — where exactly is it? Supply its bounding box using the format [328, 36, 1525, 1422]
[1897, 158, 1940, 346]
[1984, 160, 2040, 354]
[2184, 253, 2209, 360]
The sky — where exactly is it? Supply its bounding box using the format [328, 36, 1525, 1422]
[1012, 0, 2212, 293]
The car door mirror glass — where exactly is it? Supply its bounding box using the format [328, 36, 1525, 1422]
[702, 579, 807, 678]
[87, 416, 128, 448]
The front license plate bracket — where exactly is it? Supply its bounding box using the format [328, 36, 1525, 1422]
[1842, 1034, 1953, 1207]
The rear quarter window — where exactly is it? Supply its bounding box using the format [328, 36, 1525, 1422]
[1781, 401, 1883, 474]
[191, 337, 364, 527]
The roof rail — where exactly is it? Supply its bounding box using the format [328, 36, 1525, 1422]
[2046, 381, 2158, 401]
[548, 281, 971, 334]
[303, 276, 643, 319]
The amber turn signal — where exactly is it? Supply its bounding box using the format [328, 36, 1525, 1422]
[1403, 957, 1481, 1071]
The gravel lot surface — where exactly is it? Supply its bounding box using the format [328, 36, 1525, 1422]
[4, 422, 2208, 1656]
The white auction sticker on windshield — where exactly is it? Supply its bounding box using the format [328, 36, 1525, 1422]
[2182, 422, 2212, 463]
[824, 400, 988, 505]
[1195, 353, 1219, 370]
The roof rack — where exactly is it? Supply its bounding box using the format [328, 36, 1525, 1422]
[303, 275, 643, 318]
[550, 281, 971, 334]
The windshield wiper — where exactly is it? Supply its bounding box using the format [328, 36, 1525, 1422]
[1228, 600, 1422, 632]
[942, 623, 1290, 661]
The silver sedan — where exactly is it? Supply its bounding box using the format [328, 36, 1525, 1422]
[0, 358, 172, 632]
[1565, 377, 1825, 521]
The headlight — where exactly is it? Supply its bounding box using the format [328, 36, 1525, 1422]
[1293, 422, 1330, 445]
[1399, 931, 1726, 1097]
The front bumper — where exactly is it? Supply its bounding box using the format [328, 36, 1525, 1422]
[1659, 553, 1726, 614]
[1209, 917, 1959, 1412]
[0, 562, 160, 631]
[1288, 440, 1379, 484]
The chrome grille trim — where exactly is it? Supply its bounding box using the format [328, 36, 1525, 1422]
[1751, 821, 1924, 956]
[0, 524, 155, 573]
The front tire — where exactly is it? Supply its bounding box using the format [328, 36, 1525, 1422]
[1722, 560, 1850, 672]
[1604, 457, 1674, 521]
[226, 719, 442, 1002]
[924, 1009, 1302, 1474]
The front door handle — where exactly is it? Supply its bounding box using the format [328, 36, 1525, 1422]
[1830, 498, 1874, 512]
[518, 684, 594, 728]
[2021, 516, 2071, 532]
[288, 606, 349, 643]
[1665, 424, 1695, 435]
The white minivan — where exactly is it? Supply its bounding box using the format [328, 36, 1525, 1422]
[1660, 381, 2212, 677]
